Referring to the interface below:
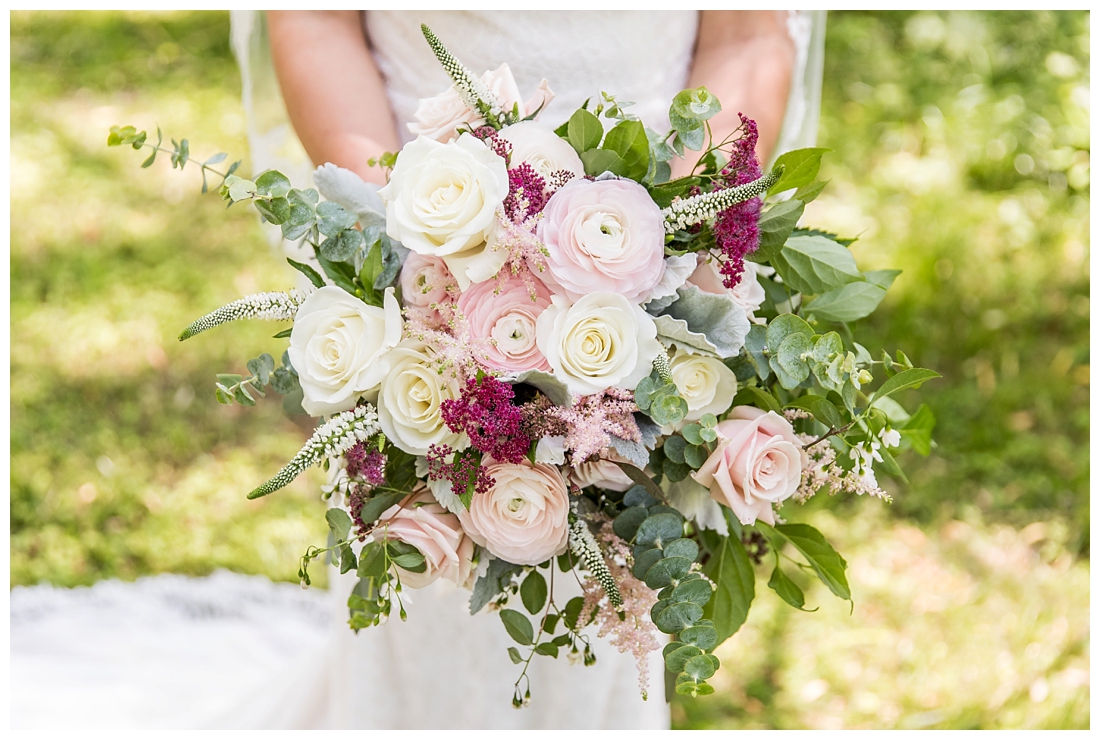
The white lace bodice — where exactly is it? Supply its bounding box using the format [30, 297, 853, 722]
[366, 10, 700, 141]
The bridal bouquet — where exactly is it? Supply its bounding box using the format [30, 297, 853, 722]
[110, 26, 937, 705]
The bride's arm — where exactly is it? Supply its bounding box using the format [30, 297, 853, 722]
[267, 11, 398, 185]
[674, 10, 796, 176]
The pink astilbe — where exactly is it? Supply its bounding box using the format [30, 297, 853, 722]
[494, 210, 551, 298]
[578, 514, 661, 699]
[402, 304, 490, 381]
[470, 125, 513, 164]
[712, 113, 763, 290]
[440, 375, 530, 464]
[548, 388, 641, 463]
[519, 394, 568, 441]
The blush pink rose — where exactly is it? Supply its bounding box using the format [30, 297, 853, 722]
[376, 490, 476, 589]
[692, 406, 808, 526]
[536, 178, 665, 303]
[458, 460, 570, 565]
[458, 272, 553, 372]
[687, 254, 768, 323]
[400, 252, 456, 309]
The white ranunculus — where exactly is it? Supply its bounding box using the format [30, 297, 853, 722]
[668, 349, 739, 422]
[288, 286, 402, 416]
[379, 134, 509, 290]
[377, 341, 465, 456]
[498, 121, 584, 180]
[535, 292, 663, 397]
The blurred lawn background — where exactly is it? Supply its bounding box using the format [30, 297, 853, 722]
[9, 10, 1089, 730]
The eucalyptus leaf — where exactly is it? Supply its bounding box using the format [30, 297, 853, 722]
[655, 600, 704, 633]
[255, 170, 292, 198]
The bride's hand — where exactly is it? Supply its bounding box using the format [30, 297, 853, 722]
[675, 10, 796, 175]
[267, 11, 398, 186]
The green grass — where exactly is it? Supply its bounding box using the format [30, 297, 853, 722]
[9, 10, 1089, 729]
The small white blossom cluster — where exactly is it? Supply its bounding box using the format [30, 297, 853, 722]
[661, 170, 781, 233]
[794, 431, 895, 503]
[420, 23, 507, 124]
[783, 408, 815, 423]
[248, 404, 379, 499]
[179, 289, 312, 340]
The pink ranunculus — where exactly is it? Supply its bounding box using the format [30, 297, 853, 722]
[458, 272, 553, 373]
[458, 460, 570, 565]
[536, 178, 666, 303]
[687, 253, 768, 323]
[376, 490, 476, 589]
[692, 406, 809, 526]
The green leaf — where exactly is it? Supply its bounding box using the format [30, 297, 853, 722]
[743, 325, 771, 381]
[767, 148, 831, 195]
[754, 199, 805, 261]
[663, 435, 687, 464]
[664, 643, 703, 673]
[648, 177, 700, 209]
[669, 86, 722, 129]
[255, 170, 292, 198]
[633, 547, 664, 581]
[315, 253, 358, 294]
[679, 620, 719, 651]
[507, 647, 523, 664]
[232, 384, 255, 406]
[562, 596, 587, 631]
[683, 653, 719, 680]
[766, 313, 815, 353]
[684, 444, 709, 470]
[288, 187, 320, 207]
[635, 513, 684, 548]
[566, 108, 603, 154]
[702, 535, 755, 643]
[320, 228, 364, 263]
[286, 258, 325, 288]
[655, 601, 704, 633]
[662, 538, 699, 562]
[644, 557, 692, 589]
[772, 235, 863, 295]
[359, 491, 405, 525]
[871, 368, 940, 404]
[671, 578, 714, 606]
[357, 541, 386, 578]
[612, 506, 649, 542]
[499, 609, 534, 645]
[680, 424, 703, 445]
[601, 119, 650, 180]
[865, 269, 902, 290]
[775, 332, 813, 385]
[392, 551, 427, 572]
[325, 508, 352, 542]
[811, 398, 845, 430]
[316, 201, 357, 238]
[793, 179, 828, 203]
[520, 570, 548, 614]
[901, 404, 936, 456]
[225, 175, 257, 202]
[678, 125, 705, 151]
[769, 523, 850, 601]
[534, 642, 559, 658]
[580, 148, 626, 177]
[730, 386, 782, 415]
[611, 461, 666, 505]
[337, 542, 357, 574]
[768, 560, 817, 611]
[805, 282, 888, 323]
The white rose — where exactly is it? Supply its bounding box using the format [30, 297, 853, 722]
[408, 64, 554, 143]
[379, 134, 509, 290]
[535, 292, 663, 397]
[498, 121, 584, 180]
[377, 341, 464, 456]
[288, 286, 402, 416]
[668, 350, 739, 422]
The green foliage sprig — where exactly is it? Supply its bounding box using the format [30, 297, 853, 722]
[107, 124, 240, 193]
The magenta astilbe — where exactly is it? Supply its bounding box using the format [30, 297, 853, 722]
[440, 375, 530, 464]
[713, 113, 763, 289]
[345, 442, 386, 486]
[425, 443, 494, 500]
[548, 388, 641, 463]
[470, 125, 512, 164]
[503, 163, 549, 221]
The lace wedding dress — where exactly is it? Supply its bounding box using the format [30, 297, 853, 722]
[10, 11, 825, 730]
